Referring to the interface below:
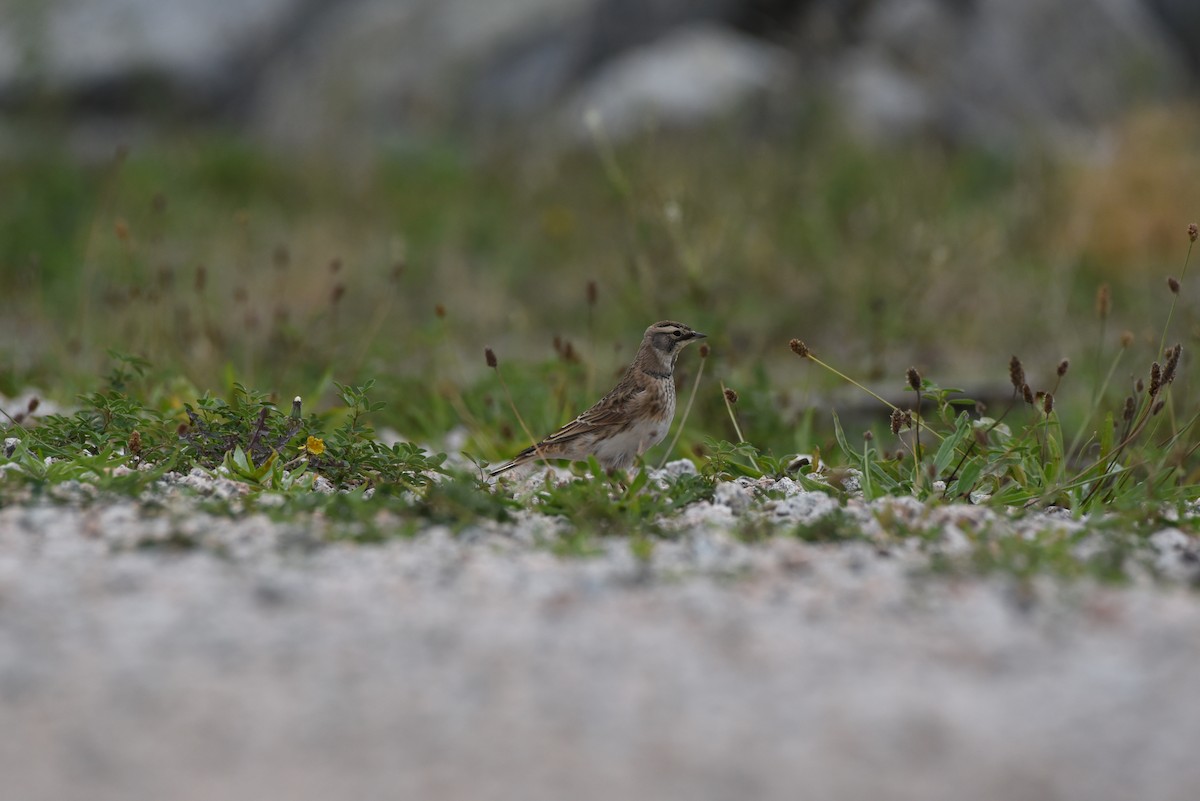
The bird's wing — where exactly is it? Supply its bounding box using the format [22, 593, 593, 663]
[538, 383, 645, 446]
[488, 379, 647, 477]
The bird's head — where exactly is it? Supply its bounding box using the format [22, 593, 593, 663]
[645, 320, 706, 365]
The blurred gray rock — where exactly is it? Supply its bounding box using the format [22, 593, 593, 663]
[1146, 0, 1200, 75]
[0, 0, 1194, 153]
[0, 0, 305, 109]
[559, 23, 793, 140]
[825, 0, 1185, 149]
[249, 0, 596, 149]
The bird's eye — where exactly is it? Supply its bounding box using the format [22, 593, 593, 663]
[671, 330, 682, 338]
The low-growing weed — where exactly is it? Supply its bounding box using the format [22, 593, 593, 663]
[2, 356, 446, 506]
[535, 457, 706, 536]
[789, 224, 1200, 516]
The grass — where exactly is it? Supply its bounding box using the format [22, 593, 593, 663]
[2, 108, 1200, 581]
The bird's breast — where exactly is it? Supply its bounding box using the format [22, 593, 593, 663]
[641, 381, 676, 421]
[590, 379, 676, 468]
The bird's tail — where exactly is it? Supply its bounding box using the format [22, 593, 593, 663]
[487, 444, 539, 477]
[487, 458, 520, 477]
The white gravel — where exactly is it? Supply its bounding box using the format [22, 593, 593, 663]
[1, 463, 1200, 801]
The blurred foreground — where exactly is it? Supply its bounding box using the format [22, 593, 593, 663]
[3, 494, 1200, 801]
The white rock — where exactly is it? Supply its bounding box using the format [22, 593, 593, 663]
[773, 491, 839, 524]
[1148, 528, 1200, 582]
[768, 477, 802, 497]
[834, 0, 1185, 151]
[673, 501, 736, 530]
[713, 480, 754, 514]
[562, 23, 792, 141]
[659, 459, 699, 479]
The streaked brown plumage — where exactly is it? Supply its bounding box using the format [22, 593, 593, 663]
[489, 321, 706, 476]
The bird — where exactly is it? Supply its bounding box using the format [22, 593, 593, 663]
[489, 320, 706, 476]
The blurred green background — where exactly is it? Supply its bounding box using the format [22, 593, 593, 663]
[3, 0, 1200, 464]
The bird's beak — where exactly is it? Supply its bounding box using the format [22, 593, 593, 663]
[690, 331, 707, 340]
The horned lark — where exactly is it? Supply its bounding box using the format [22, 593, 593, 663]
[489, 320, 706, 476]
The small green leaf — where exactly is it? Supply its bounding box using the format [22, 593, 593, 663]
[933, 411, 971, 477]
[832, 412, 855, 461]
[625, 465, 650, 495]
[953, 459, 983, 499]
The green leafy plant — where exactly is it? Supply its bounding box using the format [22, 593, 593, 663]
[791, 250, 1200, 514]
[535, 457, 712, 536]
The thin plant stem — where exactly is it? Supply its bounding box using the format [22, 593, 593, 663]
[1077, 393, 1161, 507]
[720, 380, 759, 472]
[1092, 316, 1107, 402]
[585, 281, 598, 399]
[1159, 239, 1194, 358]
[492, 365, 550, 472]
[861, 437, 875, 498]
[721, 382, 747, 443]
[1067, 344, 1127, 459]
[809, 354, 897, 410]
[945, 391, 1018, 486]
[801, 353, 945, 442]
[912, 384, 922, 481]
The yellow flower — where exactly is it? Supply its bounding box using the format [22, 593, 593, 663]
[302, 436, 325, 456]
